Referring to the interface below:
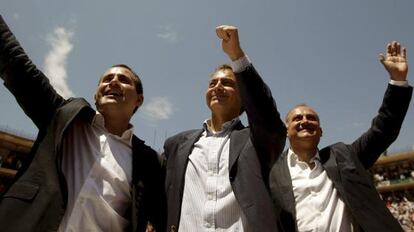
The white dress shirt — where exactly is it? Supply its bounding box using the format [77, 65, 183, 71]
[58, 112, 133, 232]
[287, 148, 353, 232]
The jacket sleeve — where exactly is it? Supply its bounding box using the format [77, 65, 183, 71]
[351, 84, 412, 168]
[0, 15, 65, 130]
[235, 64, 287, 179]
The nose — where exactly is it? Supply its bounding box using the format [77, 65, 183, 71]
[109, 75, 121, 86]
[299, 116, 310, 127]
[212, 80, 224, 92]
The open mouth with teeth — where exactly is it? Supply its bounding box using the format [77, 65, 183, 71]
[297, 125, 317, 134]
[299, 129, 315, 134]
[105, 90, 123, 97]
[211, 94, 228, 100]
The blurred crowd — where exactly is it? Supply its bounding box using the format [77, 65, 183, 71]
[370, 159, 414, 231]
[371, 160, 414, 187]
[382, 191, 414, 231]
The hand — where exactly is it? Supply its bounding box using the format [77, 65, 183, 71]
[145, 223, 155, 232]
[216, 25, 245, 61]
[380, 41, 408, 81]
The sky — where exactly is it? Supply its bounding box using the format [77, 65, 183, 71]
[1, 0, 414, 154]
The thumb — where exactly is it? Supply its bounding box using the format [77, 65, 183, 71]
[379, 53, 386, 65]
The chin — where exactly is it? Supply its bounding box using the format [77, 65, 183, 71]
[210, 104, 226, 112]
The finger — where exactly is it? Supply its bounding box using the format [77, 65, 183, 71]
[386, 43, 392, 57]
[391, 41, 398, 56]
[396, 42, 401, 56]
[225, 26, 237, 37]
[216, 25, 229, 40]
[218, 26, 230, 41]
[379, 53, 386, 65]
[216, 26, 226, 40]
[222, 25, 237, 40]
[215, 26, 221, 39]
[402, 47, 407, 59]
[224, 27, 236, 41]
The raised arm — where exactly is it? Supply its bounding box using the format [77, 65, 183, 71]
[352, 41, 412, 168]
[216, 25, 286, 177]
[0, 15, 65, 130]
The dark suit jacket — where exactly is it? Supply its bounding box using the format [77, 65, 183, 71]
[163, 65, 286, 231]
[270, 84, 412, 232]
[0, 15, 166, 232]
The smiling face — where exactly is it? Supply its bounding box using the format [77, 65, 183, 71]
[95, 66, 143, 117]
[205, 67, 241, 119]
[286, 105, 322, 149]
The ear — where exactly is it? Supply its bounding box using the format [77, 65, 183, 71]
[319, 127, 323, 137]
[135, 94, 144, 109]
[286, 128, 292, 139]
[94, 94, 99, 109]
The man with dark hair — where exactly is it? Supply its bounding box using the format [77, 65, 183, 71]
[163, 25, 286, 231]
[0, 15, 165, 232]
[270, 41, 412, 231]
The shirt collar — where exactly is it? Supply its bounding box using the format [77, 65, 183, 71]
[92, 112, 134, 145]
[203, 117, 240, 136]
[288, 148, 320, 167]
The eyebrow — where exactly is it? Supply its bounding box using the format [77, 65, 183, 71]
[102, 72, 131, 80]
[290, 112, 319, 121]
[209, 77, 235, 82]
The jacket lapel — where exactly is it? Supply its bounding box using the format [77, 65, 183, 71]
[319, 147, 344, 194]
[228, 122, 247, 171]
[175, 129, 204, 191]
[273, 151, 296, 215]
[54, 98, 93, 150]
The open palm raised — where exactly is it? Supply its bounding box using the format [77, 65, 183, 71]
[380, 41, 408, 81]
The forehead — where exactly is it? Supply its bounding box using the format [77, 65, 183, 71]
[287, 106, 319, 121]
[210, 69, 236, 81]
[101, 67, 135, 80]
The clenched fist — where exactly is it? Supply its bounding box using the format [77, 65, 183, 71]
[216, 25, 245, 61]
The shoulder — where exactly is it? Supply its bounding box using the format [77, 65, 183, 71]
[56, 97, 91, 113]
[132, 136, 157, 155]
[165, 129, 200, 145]
[54, 97, 94, 121]
[275, 149, 289, 162]
[319, 142, 358, 162]
[320, 142, 351, 153]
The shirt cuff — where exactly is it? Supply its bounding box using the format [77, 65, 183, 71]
[231, 55, 251, 73]
[389, 80, 409, 87]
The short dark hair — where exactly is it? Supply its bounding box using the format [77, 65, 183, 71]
[210, 64, 233, 78]
[111, 64, 143, 95]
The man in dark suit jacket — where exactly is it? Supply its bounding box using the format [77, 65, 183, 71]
[0, 15, 165, 231]
[269, 41, 412, 231]
[163, 25, 286, 231]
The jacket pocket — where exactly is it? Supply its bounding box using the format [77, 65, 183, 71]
[3, 181, 39, 201]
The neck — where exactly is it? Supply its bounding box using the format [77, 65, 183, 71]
[290, 143, 318, 165]
[102, 112, 131, 136]
[209, 113, 236, 132]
